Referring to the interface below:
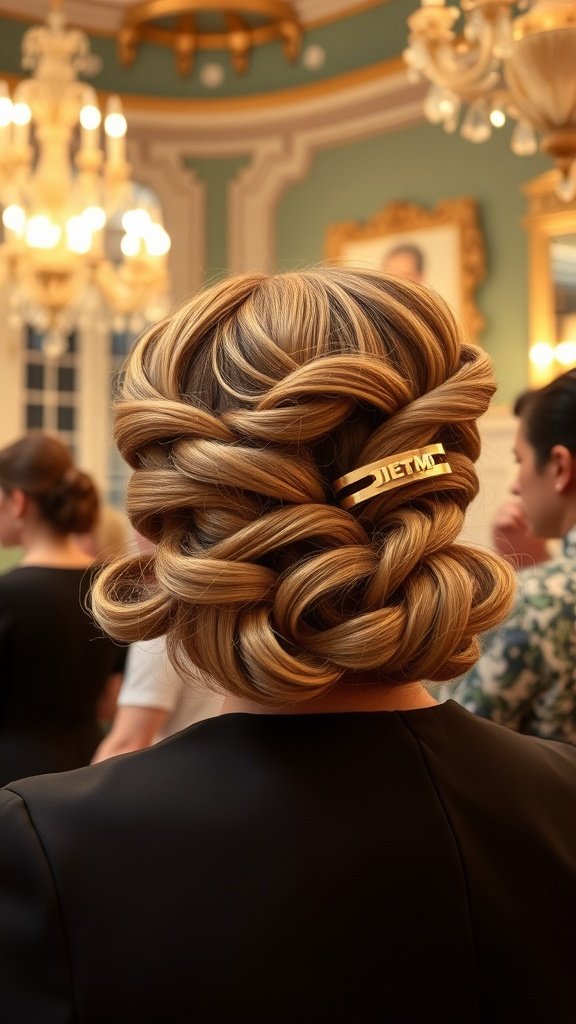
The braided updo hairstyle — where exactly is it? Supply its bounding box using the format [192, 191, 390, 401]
[93, 267, 515, 705]
[0, 433, 98, 535]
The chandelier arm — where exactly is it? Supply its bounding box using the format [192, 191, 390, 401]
[414, 29, 500, 93]
[405, 0, 576, 201]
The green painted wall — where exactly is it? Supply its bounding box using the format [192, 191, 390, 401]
[277, 122, 549, 405]
[183, 155, 250, 282]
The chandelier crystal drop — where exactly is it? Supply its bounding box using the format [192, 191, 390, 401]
[404, 0, 576, 202]
[0, 0, 172, 357]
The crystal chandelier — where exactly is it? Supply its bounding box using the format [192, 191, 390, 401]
[0, 0, 172, 358]
[404, 0, 576, 201]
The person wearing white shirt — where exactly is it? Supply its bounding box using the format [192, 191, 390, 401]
[92, 637, 223, 761]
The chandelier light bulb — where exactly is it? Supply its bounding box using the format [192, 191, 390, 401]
[144, 223, 171, 257]
[554, 340, 576, 367]
[105, 97, 127, 138]
[104, 112, 127, 138]
[79, 105, 102, 130]
[2, 204, 26, 236]
[529, 342, 555, 369]
[121, 208, 152, 235]
[26, 215, 61, 250]
[120, 233, 141, 258]
[66, 216, 93, 254]
[82, 206, 106, 232]
[12, 102, 32, 126]
[489, 108, 506, 129]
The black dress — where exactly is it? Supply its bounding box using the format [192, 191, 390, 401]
[0, 701, 575, 1023]
[0, 566, 125, 786]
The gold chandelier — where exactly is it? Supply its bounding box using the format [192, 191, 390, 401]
[404, 0, 576, 201]
[0, 0, 172, 358]
[118, 0, 302, 77]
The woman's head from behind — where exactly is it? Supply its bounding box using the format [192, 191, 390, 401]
[513, 369, 576, 538]
[0, 432, 99, 543]
[93, 267, 514, 705]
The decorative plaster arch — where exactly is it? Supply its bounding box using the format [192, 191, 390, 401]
[125, 65, 425, 277]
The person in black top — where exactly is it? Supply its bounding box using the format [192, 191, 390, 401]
[0, 433, 125, 785]
[0, 268, 575, 1023]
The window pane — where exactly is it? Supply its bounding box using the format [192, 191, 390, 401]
[111, 331, 130, 357]
[26, 404, 44, 428]
[57, 366, 75, 392]
[26, 364, 44, 390]
[57, 406, 75, 431]
[26, 328, 43, 352]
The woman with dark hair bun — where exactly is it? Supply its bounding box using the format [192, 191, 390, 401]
[0, 272, 575, 1022]
[0, 432, 125, 785]
[447, 368, 576, 743]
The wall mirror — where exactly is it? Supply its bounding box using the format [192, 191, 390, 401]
[524, 172, 576, 386]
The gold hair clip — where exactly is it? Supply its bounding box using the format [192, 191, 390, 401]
[333, 444, 452, 510]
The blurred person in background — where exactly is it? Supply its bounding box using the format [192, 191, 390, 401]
[92, 635, 223, 760]
[0, 433, 125, 785]
[445, 369, 576, 742]
[93, 528, 222, 760]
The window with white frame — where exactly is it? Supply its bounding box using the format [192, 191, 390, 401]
[24, 326, 79, 456]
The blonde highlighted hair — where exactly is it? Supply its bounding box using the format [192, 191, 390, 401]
[93, 267, 515, 705]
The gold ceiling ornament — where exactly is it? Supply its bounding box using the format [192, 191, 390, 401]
[404, 0, 576, 202]
[118, 0, 302, 77]
[0, 0, 172, 358]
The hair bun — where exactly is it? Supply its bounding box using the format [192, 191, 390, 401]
[92, 268, 516, 706]
[44, 468, 99, 535]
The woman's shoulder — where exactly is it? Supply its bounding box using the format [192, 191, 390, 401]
[408, 700, 576, 801]
[0, 565, 88, 603]
[517, 548, 576, 603]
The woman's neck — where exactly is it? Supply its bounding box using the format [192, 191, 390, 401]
[19, 528, 93, 568]
[222, 680, 438, 716]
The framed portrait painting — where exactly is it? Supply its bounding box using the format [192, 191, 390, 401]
[325, 197, 486, 342]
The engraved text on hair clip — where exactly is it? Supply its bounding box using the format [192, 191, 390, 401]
[333, 444, 452, 510]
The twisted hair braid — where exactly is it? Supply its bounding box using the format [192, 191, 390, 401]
[93, 267, 515, 705]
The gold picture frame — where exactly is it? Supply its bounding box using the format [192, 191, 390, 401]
[325, 197, 486, 342]
[523, 170, 576, 386]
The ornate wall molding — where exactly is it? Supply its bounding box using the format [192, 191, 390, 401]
[123, 64, 424, 277]
[126, 137, 206, 303]
[228, 78, 424, 272]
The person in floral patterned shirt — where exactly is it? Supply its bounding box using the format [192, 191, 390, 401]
[443, 368, 576, 743]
